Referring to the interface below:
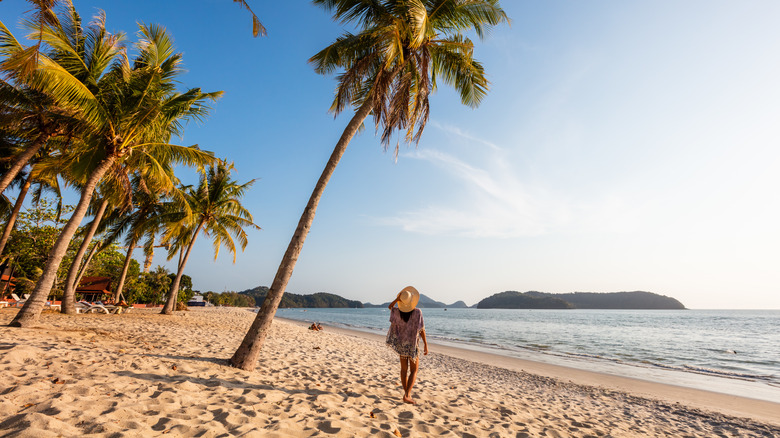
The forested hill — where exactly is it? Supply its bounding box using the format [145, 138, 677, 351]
[239, 286, 363, 308]
[478, 291, 685, 309]
[476, 291, 572, 309]
[527, 291, 685, 309]
[364, 294, 469, 308]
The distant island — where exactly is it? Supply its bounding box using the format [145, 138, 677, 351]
[239, 286, 363, 308]
[240, 286, 685, 310]
[476, 292, 572, 309]
[476, 291, 685, 310]
[364, 294, 469, 309]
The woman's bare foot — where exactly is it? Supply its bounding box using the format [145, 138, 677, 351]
[403, 395, 416, 404]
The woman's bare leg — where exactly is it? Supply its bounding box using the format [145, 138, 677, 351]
[399, 356, 409, 395]
[403, 357, 419, 404]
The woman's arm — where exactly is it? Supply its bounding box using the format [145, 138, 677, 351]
[388, 297, 399, 310]
[420, 328, 429, 355]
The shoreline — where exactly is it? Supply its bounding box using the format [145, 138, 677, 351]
[275, 307, 780, 406]
[2, 307, 778, 437]
[279, 316, 780, 426]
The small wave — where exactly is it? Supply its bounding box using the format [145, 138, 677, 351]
[680, 365, 774, 382]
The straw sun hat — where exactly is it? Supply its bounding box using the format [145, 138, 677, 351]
[397, 286, 420, 312]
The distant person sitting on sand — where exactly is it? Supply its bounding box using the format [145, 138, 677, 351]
[309, 323, 319, 331]
[386, 286, 429, 404]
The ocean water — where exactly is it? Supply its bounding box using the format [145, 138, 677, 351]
[275, 307, 780, 403]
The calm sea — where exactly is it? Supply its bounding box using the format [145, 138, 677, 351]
[275, 308, 780, 403]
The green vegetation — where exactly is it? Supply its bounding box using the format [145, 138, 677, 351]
[239, 286, 363, 308]
[203, 291, 256, 308]
[160, 161, 258, 315]
[0, 195, 202, 306]
[364, 294, 469, 308]
[0, 3, 257, 326]
[525, 291, 686, 310]
[477, 291, 686, 309]
[476, 291, 572, 309]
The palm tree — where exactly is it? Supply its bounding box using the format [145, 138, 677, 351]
[0, 134, 65, 257]
[0, 73, 75, 197]
[0, 146, 32, 257]
[0, 0, 68, 195]
[0, 0, 260, 197]
[59, 195, 112, 314]
[230, 0, 508, 370]
[0, 0, 108, 196]
[10, 13, 218, 327]
[104, 173, 177, 305]
[0, 161, 62, 257]
[160, 160, 258, 314]
[59, 134, 186, 313]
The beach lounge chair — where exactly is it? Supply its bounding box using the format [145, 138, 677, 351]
[75, 301, 111, 314]
[90, 303, 111, 314]
[11, 293, 26, 307]
[75, 301, 90, 313]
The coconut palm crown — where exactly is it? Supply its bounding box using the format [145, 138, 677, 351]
[310, 0, 508, 156]
[160, 160, 258, 314]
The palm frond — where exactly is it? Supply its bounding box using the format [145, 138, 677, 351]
[231, 0, 267, 37]
[311, 0, 507, 149]
[429, 36, 487, 108]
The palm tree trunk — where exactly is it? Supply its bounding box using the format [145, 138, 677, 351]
[0, 133, 47, 195]
[143, 247, 154, 272]
[0, 173, 32, 256]
[9, 156, 116, 327]
[61, 198, 109, 314]
[230, 99, 373, 370]
[112, 238, 137, 303]
[162, 221, 204, 314]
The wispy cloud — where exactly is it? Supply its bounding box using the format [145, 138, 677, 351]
[429, 121, 503, 152]
[378, 148, 571, 238]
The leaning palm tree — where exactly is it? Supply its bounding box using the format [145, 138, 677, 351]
[10, 16, 218, 327]
[230, 0, 508, 370]
[160, 160, 258, 314]
[0, 157, 62, 256]
[58, 131, 185, 313]
[0, 72, 75, 196]
[0, 125, 67, 258]
[59, 196, 110, 313]
[0, 0, 102, 195]
[58, 178, 130, 314]
[104, 170, 179, 305]
[0, 143, 32, 256]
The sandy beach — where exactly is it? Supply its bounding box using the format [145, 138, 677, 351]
[1, 307, 778, 437]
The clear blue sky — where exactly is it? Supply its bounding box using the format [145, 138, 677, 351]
[2, 1, 779, 309]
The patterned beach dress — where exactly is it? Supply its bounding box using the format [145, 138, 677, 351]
[386, 307, 425, 359]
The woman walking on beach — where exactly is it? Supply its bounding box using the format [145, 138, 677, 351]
[387, 286, 429, 404]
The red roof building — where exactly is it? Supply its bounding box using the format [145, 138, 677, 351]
[76, 277, 113, 302]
